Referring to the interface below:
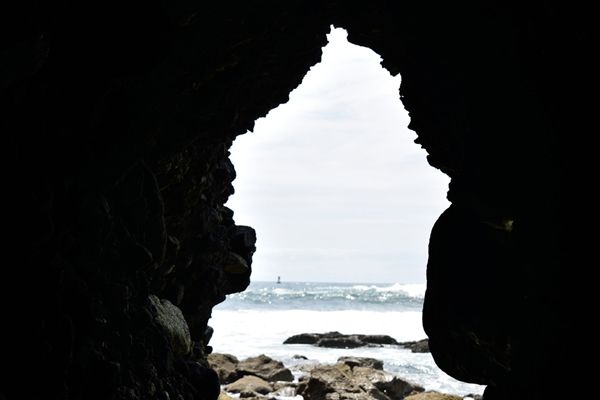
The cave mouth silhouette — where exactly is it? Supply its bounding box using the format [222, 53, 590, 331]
[227, 27, 450, 285]
[210, 28, 487, 394]
[2, 3, 568, 398]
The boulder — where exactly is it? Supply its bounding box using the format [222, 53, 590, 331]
[208, 353, 240, 384]
[338, 356, 384, 370]
[148, 295, 192, 356]
[225, 375, 273, 395]
[404, 392, 462, 400]
[238, 354, 294, 382]
[297, 363, 359, 400]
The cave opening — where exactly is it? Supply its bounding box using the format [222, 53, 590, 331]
[228, 27, 449, 284]
[210, 27, 484, 397]
[1, 2, 570, 398]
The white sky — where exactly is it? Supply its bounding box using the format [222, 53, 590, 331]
[226, 28, 450, 284]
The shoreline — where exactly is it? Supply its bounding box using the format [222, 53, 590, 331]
[210, 283, 486, 397]
[209, 352, 483, 400]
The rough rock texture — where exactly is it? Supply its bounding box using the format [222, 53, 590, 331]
[208, 353, 293, 384]
[208, 353, 240, 384]
[148, 295, 192, 356]
[284, 332, 398, 348]
[297, 362, 423, 400]
[1, 1, 574, 399]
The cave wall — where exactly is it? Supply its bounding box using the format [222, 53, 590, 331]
[2, 1, 575, 399]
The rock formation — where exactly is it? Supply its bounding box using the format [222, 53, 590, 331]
[284, 332, 430, 352]
[2, 1, 574, 399]
[214, 355, 427, 400]
[237, 354, 294, 382]
[297, 361, 424, 400]
[208, 353, 293, 385]
[284, 331, 399, 348]
[208, 353, 241, 384]
[224, 375, 273, 396]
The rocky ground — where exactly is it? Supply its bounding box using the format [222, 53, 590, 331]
[209, 353, 481, 400]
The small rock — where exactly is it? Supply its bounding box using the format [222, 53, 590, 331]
[238, 354, 293, 382]
[208, 353, 240, 384]
[293, 354, 308, 360]
[225, 375, 273, 395]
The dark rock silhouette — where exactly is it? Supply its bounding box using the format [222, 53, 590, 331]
[2, 1, 572, 398]
[284, 331, 399, 348]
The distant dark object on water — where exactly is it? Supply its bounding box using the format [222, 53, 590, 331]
[283, 332, 430, 352]
[283, 331, 399, 348]
[277, 276, 281, 284]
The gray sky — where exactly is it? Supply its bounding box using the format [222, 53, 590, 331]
[226, 28, 450, 284]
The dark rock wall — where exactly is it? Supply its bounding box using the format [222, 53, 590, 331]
[2, 1, 576, 399]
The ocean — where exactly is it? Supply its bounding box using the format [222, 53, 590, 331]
[210, 281, 485, 397]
